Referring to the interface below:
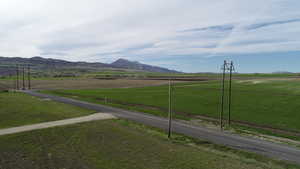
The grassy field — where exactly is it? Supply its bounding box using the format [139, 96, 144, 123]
[0, 92, 94, 128]
[43, 78, 300, 132]
[0, 119, 297, 169]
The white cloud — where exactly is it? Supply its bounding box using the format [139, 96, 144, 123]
[0, 0, 299, 64]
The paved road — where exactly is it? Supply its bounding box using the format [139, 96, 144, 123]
[0, 113, 116, 136]
[23, 90, 300, 165]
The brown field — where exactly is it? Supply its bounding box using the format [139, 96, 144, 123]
[25, 78, 183, 90]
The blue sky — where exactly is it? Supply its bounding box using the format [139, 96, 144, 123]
[0, 0, 300, 73]
[150, 51, 300, 73]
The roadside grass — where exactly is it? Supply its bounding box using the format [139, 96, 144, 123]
[0, 91, 94, 129]
[42, 79, 300, 133]
[0, 119, 298, 169]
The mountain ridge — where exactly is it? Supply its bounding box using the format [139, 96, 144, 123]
[0, 56, 179, 75]
[111, 58, 179, 73]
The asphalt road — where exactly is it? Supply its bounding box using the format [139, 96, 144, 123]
[24, 90, 300, 165]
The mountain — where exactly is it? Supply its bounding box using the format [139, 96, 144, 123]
[111, 59, 178, 73]
[271, 71, 293, 74]
[0, 56, 179, 76]
[0, 56, 110, 68]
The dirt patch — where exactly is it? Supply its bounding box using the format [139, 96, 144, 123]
[40, 98, 52, 101]
[238, 78, 300, 84]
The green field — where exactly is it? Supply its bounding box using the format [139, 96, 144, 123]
[0, 92, 94, 128]
[43, 78, 300, 132]
[0, 119, 296, 169]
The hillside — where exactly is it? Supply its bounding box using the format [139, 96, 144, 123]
[0, 56, 178, 76]
[111, 58, 179, 73]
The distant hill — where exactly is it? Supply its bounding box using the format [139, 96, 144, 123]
[271, 71, 293, 74]
[0, 56, 179, 76]
[111, 59, 179, 73]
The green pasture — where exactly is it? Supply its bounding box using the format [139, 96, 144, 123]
[0, 92, 94, 128]
[43, 79, 300, 132]
[0, 119, 296, 169]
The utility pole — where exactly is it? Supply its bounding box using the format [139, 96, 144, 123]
[16, 65, 19, 90]
[22, 65, 25, 90]
[220, 60, 227, 130]
[9, 73, 13, 90]
[13, 72, 16, 91]
[168, 79, 173, 138]
[220, 60, 236, 130]
[15, 65, 17, 90]
[228, 61, 234, 126]
[27, 65, 31, 90]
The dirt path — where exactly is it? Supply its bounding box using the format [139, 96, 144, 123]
[0, 113, 116, 136]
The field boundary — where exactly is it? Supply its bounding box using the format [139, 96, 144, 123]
[43, 88, 300, 138]
[73, 95, 300, 138]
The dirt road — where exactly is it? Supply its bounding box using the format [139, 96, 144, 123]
[0, 113, 115, 136]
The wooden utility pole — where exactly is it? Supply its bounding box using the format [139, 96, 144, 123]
[168, 79, 173, 138]
[22, 66, 25, 90]
[16, 65, 19, 90]
[27, 65, 31, 90]
[220, 60, 227, 130]
[228, 61, 234, 126]
[220, 60, 236, 129]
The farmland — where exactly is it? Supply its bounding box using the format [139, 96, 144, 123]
[1, 75, 300, 167]
[0, 78, 181, 90]
[43, 78, 300, 133]
[0, 91, 94, 128]
[0, 119, 296, 169]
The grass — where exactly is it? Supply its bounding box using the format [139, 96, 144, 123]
[0, 91, 94, 128]
[43, 79, 300, 132]
[0, 119, 298, 169]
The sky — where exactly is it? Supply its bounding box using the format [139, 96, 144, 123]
[0, 0, 300, 73]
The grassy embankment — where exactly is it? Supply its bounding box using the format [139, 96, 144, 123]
[0, 92, 94, 129]
[0, 119, 298, 169]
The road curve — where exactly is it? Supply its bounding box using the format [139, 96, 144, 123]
[23, 90, 300, 165]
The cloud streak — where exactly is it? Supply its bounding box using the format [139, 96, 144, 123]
[246, 18, 300, 30]
[181, 24, 235, 33]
